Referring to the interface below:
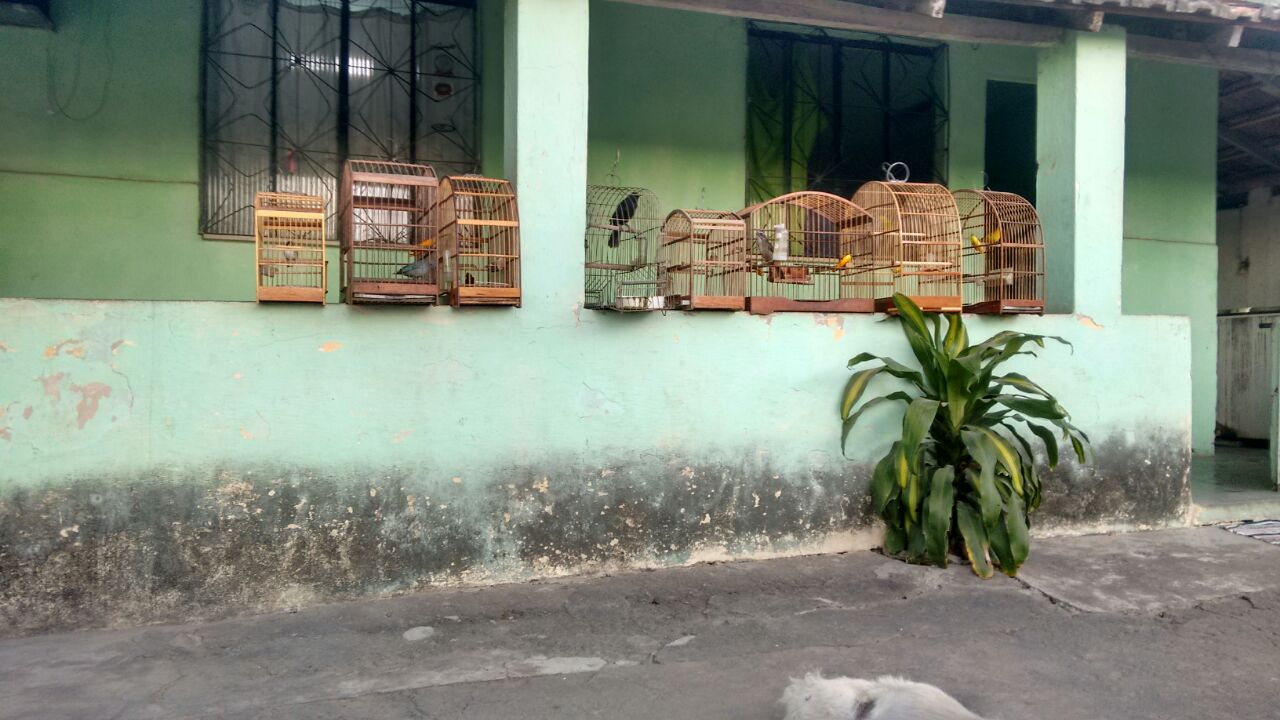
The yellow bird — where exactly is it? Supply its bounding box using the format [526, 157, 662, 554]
[418, 238, 435, 248]
[835, 254, 852, 269]
[969, 227, 1001, 253]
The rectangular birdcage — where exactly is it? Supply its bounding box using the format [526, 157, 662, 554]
[436, 176, 521, 307]
[585, 186, 662, 311]
[955, 190, 1045, 314]
[656, 209, 748, 311]
[849, 181, 963, 313]
[339, 160, 440, 305]
[739, 192, 874, 315]
[254, 192, 327, 303]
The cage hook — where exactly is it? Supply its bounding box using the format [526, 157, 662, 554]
[605, 148, 622, 187]
[882, 162, 910, 183]
[981, 171, 991, 191]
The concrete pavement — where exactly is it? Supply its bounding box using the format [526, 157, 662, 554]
[2, 527, 1278, 719]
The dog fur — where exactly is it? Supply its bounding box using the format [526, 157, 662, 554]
[781, 673, 987, 720]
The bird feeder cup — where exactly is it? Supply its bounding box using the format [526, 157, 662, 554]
[254, 192, 327, 303]
[738, 191, 875, 315]
[955, 190, 1045, 315]
[339, 160, 440, 305]
[656, 209, 748, 311]
[585, 185, 662, 312]
[436, 176, 521, 307]
[849, 181, 963, 313]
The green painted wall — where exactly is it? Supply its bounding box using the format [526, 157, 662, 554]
[1122, 60, 1218, 453]
[586, 1, 747, 213]
[0, 2, 1204, 630]
[947, 43, 1038, 192]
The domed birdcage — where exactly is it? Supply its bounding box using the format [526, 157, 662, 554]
[584, 185, 661, 311]
[656, 209, 748, 311]
[738, 191, 875, 315]
[436, 175, 521, 307]
[954, 189, 1045, 315]
[850, 173, 963, 313]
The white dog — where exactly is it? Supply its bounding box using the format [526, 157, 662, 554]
[781, 674, 987, 720]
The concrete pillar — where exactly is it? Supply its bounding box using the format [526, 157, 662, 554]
[1036, 27, 1127, 318]
[504, 0, 589, 310]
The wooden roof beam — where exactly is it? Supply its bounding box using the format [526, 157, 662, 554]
[1129, 34, 1280, 75]
[607, 0, 1065, 46]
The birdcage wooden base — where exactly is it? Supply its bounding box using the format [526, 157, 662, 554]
[257, 286, 326, 304]
[875, 295, 963, 314]
[447, 287, 521, 307]
[345, 281, 439, 305]
[748, 297, 874, 315]
[964, 299, 1044, 315]
[768, 265, 812, 284]
[666, 294, 745, 311]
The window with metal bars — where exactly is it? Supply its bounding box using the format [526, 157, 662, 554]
[746, 25, 948, 203]
[200, 0, 479, 239]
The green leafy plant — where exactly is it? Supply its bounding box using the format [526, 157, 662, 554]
[840, 293, 1092, 578]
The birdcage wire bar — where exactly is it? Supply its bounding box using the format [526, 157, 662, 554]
[585, 185, 662, 311]
[255, 192, 327, 303]
[340, 160, 440, 305]
[739, 191, 875, 315]
[437, 176, 521, 307]
[849, 181, 962, 313]
[955, 190, 1045, 314]
[656, 210, 748, 311]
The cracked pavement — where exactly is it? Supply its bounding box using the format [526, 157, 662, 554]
[2, 527, 1279, 719]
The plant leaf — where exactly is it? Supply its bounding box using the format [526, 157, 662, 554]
[870, 446, 900, 515]
[906, 471, 921, 523]
[970, 426, 1025, 497]
[943, 314, 968, 359]
[840, 366, 884, 420]
[955, 503, 994, 579]
[841, 392, 913, 456]
[902, 398, 941, 473]
[1005, 494, 1031, 570]
[991, 394, 1067, 420]
[990, 372, 1053, 398]
[987, 516, 1016, 575]
[1024, 421, 1060, 469]
[923, 466, 956, 566]
[961, 430, 1002, 529]
[946, 361, 975, 430]
[884, 524, 907, 556]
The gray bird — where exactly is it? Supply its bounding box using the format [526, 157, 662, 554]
[608, 192, 642, 248]
[282, 247, 299, 262]
[396, 255, 436, 280]
[755, 229, 773, 262]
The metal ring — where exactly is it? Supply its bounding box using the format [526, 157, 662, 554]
[882, 161, 910, 183]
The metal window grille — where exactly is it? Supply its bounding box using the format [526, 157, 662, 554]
[201, 0, 479, 239]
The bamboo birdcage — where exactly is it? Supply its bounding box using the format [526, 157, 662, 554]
[254, 192, 327, 303]
[955, 190, 1045, 314]
[656, 209, 748, 311]
[585, 185, 661, 311]
[339, 160, 440, 305]
[849, 181, 963, 313]
[436, 176, 521, 307]
[738, 191, 874, 315]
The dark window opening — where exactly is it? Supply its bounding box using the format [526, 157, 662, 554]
[746, 26, 949, 203]
[984, 80, 1036, 203]
[200, 0, 479, 238]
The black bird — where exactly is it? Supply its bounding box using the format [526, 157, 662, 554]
[608, 192, 642, 248]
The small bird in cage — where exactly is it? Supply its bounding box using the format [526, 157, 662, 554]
[969, 227, 1000, 253]
[835, 254, 852, 269]
[755, 229, 773, 262]
[608, 192, 643, 247]
[396, 255, 436, 279]
[282, 244, 299, 263]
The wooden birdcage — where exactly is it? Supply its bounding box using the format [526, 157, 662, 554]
[955, 190, 1045, 314]
[656, 209, 748, 311]
[849, 181, 963, 313]
[339, 160, 440, 305]
[436, 176, 521, 307]
[254, 192, 327, 303]
[738, 191, 874, 315]
[585, 185, 661, 311]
